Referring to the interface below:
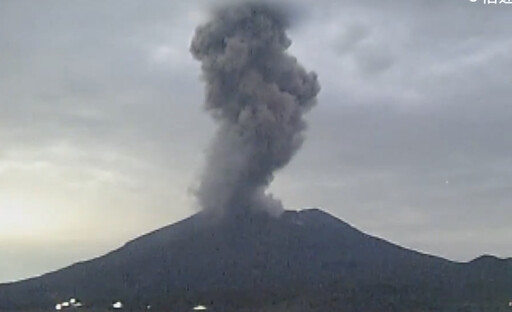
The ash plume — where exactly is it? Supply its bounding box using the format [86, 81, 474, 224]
[190, 2, 320, 217]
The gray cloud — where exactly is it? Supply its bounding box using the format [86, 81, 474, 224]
[271, 0, 512, 260]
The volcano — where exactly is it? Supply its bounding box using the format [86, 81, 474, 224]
[0, 209, 511, 311]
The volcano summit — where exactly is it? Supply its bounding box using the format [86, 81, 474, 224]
[0, 208, 510, 311]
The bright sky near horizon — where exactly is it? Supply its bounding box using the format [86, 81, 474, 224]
[1, 0, 511, 283]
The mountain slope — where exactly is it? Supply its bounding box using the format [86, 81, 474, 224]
[0, 209, 510, 311]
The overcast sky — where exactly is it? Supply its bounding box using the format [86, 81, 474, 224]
[1, 0, 511, 283]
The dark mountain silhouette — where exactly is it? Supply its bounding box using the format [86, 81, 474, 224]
[0, 209, 510, 311]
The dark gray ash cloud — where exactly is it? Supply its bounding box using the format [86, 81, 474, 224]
[190, 2, 320, 217]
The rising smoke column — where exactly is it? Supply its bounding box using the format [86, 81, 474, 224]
[191, 2, 320, 217]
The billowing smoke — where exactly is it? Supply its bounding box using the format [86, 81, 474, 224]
[190, 2, 320, 218]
